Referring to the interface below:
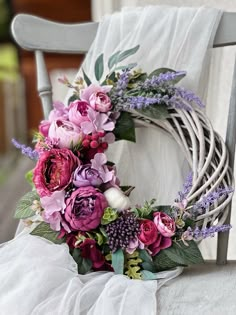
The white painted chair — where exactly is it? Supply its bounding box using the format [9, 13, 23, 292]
[10, 13, 236, 313]
[11, 12, 236, 264]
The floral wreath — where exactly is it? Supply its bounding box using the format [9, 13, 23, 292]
[13, 45, 234, 280]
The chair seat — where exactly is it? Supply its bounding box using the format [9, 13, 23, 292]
[157, 262, 236, 314]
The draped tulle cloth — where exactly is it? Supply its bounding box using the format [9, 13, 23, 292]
[0, 6, 222, 315]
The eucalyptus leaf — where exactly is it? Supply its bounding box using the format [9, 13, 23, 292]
[141, 261, 157, 273]
[112, 248, 124, 274]
[82, 68, 92, 86]
[30, 222, 65, 244]
[117, 45, 140, 63]
[14, 190, 39, 219]
[94, 53, 104, 81]
[113, 111, 136, 142]
[141, 270, 160, 280]
[136, 103, 170, 120]
[108, 50, 121, 69]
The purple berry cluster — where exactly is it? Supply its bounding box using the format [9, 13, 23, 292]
[105, 212, 140, 252]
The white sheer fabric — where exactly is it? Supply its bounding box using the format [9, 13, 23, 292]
[0, 6, 222, 314]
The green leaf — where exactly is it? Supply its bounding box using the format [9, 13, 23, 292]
[141, 270, 160, 280]
[112, 248, 124, 274]
[67, 94, 78, 105]
[153, 249, 184, 271]
[82, 68, 92, 86]
[94, 53, 104, 81]
[117, 45, 140, 63]
[25, 169, 34, 187]
[153, 205, 172, 216]
[141, 261, 157, 273]
[115, 63, 137, 71]
[114, 111, 136, 142]
[14, 190, 39, 219]
[108, 50, 121, 69]
[164, 240, 204, 266]
[139, 249, 153, 263]
[136, 103, 170, 120]
[30, 222, 65, 244]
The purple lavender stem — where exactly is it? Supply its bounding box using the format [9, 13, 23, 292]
[12, 139, 38, 160]
[187, 224, 232, 240]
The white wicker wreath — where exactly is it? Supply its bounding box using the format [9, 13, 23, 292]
[14, 47, 235, 278]
[132, 105, 234, 229]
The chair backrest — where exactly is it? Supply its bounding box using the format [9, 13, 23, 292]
[11, 12, 236, 264]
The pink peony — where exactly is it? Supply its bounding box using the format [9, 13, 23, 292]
[68, 100, 90, 126]
[48, 119, 83, 148]
[33, 148, 79, 197]
[39, 120, 51, 137]
[89, 92, 112, 112]
[80, 84, 112, 103]
[64, 186, 108, 231]
[153, 212, 176, 237]
[138, 219, 158, 245]
[148, 234, 172, 256]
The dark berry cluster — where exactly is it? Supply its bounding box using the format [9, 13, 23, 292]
[105, 212, 140, 252]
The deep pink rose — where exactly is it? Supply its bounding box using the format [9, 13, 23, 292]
[153, 212, 176, 237]
[48, 120, 83, 149]
[138, 219, 158, 245]
[68, 100, 90, 126]
[148, 234, 172, 256]
[64, 186, 108, 231]
[79, 238, 105, 269]
[89, 92, 112, 112]
[33, 148, 79, 197]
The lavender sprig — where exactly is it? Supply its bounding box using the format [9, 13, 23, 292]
[12, 139, 38, 160]
[113, 69, 131, 97]
[177, 172, 193, 202]
[142, 71, 186, 89]
[174, 87, 204, 108]
[183, 224, 232, 241]
[192, 187, 234, 216]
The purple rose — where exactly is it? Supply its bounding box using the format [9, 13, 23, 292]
[64, 186, 108, 231]
[73, 164, 103, 187]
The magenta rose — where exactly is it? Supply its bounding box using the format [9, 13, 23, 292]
[153, 212, 176, 237]
[89, 92, 112, 112]
[73, 164, 103, 187]
[68, 100, 90, 126]
[64, 186, 108, 231]
[48, 119, 83, 149]
[33, 148, 79, 197]
[138, 219, 158, 245]
[148, 234, 172, 256]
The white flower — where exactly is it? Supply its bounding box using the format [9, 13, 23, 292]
[104, 187, 131, 211]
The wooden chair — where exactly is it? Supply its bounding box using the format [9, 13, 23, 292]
[11, 13, 236, 266]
